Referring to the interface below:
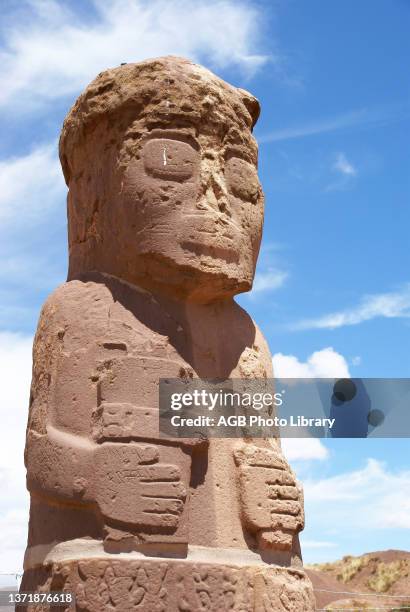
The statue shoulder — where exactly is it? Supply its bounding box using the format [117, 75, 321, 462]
[229, 305, 273, 378]
[36, 280, 113, 341]
[252, 319, 272, 355]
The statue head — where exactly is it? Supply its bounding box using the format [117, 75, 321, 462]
[60, 56, 264, 302]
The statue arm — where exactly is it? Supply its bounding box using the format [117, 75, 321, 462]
[25, 289, 97, 506]
[234, 323, 305, 551]
[25, 286, 188, 534]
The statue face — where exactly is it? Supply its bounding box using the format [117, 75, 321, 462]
[119, 125, 264, 300]
[63, 58, 264, 300]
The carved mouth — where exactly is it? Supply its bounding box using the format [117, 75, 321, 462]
[180, 240, 240, 264]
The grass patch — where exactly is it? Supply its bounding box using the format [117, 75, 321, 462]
[336, 555, 370, 583]
[367, 560, 409, 593]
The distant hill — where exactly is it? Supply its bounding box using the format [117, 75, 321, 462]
[306, 550, 410, 610]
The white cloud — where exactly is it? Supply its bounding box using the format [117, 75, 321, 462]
[272, 347, 351, 378]
[252, 268, 288, 293]
[333, 152, 356, 177]
[0, 332, 32, 573]
[0, 332, 32, 433]
[0, 143, 64, 222]
[258, 106, 399, 143]
[304, 458, 410, 530]
[292, 285, 410, 330]
[0, 143, 66, 306]
[0, 0, 270, 110]
[282, 438, 329, 461]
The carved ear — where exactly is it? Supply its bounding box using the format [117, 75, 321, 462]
[237, 88, 261, 128]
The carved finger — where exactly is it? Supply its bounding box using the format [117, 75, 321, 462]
[268, 499, 301, 516]
[270, 513, 303, 532]
[257, 529, 293, 551]
[136, 463, 181, 482]
[142, 498, 184, 515]
[265, 469, 296, 486]
[95, 443, 159, 471]
[141, 480, 186, 500]
[267, 485, 300, 500]
[241, 466, 296, 487]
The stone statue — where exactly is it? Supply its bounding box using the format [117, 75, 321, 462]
[21, 56, 314, 611]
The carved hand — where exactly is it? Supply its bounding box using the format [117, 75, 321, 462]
[233, 443, 304, 551]
[95, 442, 187, 530]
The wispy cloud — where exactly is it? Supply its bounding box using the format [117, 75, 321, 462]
[0, 143, 67, 329]
[0, 0, 270, 111]
[299, 456, 410, 563]
[0, 143, 64, 222]
[244, 242, 289, 298]
[252, 268, 288, 293]
[324, 151, 358, 192]
[334, 152, 356, 177]
[258, 106, 405, 144]
[292, 285, 410, 330]
[304, 458, 410, 529]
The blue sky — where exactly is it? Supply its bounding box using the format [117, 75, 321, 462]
[0, 0, 409, 577]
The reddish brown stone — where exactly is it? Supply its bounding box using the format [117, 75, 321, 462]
[22, 56, 314, 610]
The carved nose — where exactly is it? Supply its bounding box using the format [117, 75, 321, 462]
[209, 173, 229, 215]
[197, 155, 231, 218]
[198, 172, 230, 218]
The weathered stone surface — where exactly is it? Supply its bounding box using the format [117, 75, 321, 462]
[21, 558, 314, 611]
[22, 56, 314, 610]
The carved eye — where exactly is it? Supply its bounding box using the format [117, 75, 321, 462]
[225, 157, 260, 202]
[142, 138, 198, 181]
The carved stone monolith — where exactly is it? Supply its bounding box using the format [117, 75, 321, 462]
[22, 56, 315, 611]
